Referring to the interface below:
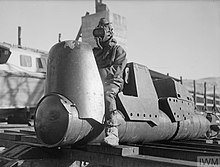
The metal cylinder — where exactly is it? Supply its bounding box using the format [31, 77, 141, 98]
[35, 97, 209, 147]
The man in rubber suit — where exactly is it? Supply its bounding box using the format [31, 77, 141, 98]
[92, 18, 127, 146]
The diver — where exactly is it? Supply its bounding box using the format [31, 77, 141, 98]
[92, 18, 127, 146]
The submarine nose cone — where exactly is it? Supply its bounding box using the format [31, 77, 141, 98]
[34, 94, 68, 146]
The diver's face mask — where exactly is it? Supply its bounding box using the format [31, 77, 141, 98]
[93, 24, 113, 49]
[93, 27, 105, 39]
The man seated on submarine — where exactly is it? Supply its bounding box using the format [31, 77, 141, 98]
[92, 18, 127, 146]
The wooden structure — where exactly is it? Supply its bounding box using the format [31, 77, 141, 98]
[0, 123, 220, 167]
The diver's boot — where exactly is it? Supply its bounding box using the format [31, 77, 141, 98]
[103, 110, 119, 146]
[104, 126, 119, 146]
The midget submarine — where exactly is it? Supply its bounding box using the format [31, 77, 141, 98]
[34, 40, 211, 147]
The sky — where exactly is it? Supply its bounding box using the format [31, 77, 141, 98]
[0, 0, 219, 80]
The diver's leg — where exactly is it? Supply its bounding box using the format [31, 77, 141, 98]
[103, 84, 120, 146]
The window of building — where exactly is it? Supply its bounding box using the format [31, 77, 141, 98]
[36, 57, 47, 69]
[0, 47, 11, 64]
[20, 55, 32, 67]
